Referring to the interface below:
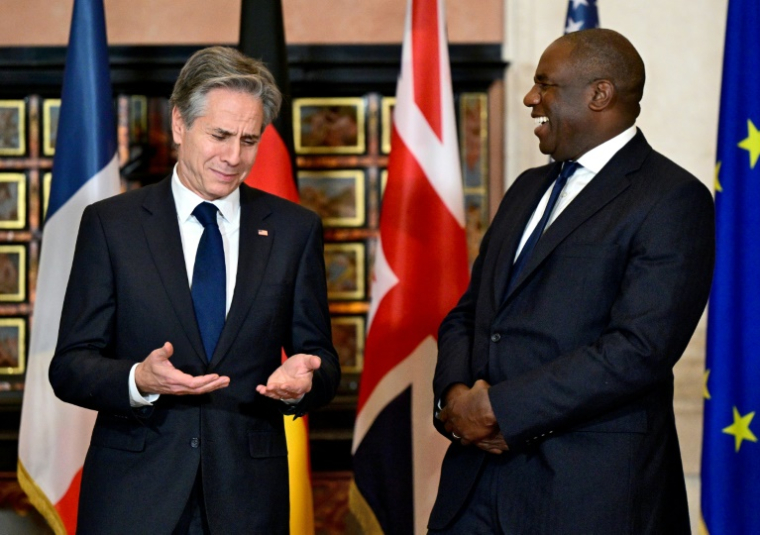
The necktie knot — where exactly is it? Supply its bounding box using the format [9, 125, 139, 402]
[193, 202, 219, 228]
[557, 160, 580, 186]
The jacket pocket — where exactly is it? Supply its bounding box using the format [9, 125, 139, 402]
[248, 431, 288, 458]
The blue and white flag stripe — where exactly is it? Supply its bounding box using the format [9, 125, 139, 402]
[47, 0, 117, 221]
[565, 0, 600, 34]
[18, 0, 120, 530]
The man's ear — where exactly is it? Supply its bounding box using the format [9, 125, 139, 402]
[171, 106, 185, 145]
[589, 80, 615, 111]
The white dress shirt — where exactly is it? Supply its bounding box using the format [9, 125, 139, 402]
[514, 125, 638, 260]
[129, 167, 241, 406]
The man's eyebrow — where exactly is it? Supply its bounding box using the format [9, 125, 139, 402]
[209, 127, 233, 136]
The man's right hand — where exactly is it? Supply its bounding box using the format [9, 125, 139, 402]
[134, 342, 230, 396]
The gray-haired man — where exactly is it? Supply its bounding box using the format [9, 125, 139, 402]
[50, 46, 340, 534]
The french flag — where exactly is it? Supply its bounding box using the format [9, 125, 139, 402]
[17, 0, 120, 532]
[349, 0, 470, 533]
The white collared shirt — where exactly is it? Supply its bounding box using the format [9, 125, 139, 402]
[514, 125, 638, 260]
[129, 166, 242, 406]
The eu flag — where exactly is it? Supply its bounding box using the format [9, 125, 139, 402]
[701, 1, 760, 533]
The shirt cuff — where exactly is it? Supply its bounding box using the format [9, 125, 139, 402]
[282, 395, 304, 405]
[129, 363, 160, 407]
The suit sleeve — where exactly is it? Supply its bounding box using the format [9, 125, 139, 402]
[489, 179, 716, 447]
[283, 214, 340, 417]
[432, 209, 499, 436]
[49, 204, 135, 415]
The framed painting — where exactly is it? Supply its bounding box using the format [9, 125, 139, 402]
[0, 100, 26, 156]
[298, 170, 366, 227]
[331, 315, 365, 373]
[42, 172, 52, 221]
[0, 244, 26, 302]
[43, 99, 61, 156]
[294, 97, 366, 154]
[129, 95, 148, 143]
[381, 97, 396, 155]
[380, 169, 388, 198]
[460, 93, 489, 189]
[0, 173, 27, 230]
[324, 242, 365, 300]
[0, 317, 26, 375]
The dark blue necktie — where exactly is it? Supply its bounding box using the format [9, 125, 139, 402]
[191, 202, 226, 361]
[507, 161, 580, 293]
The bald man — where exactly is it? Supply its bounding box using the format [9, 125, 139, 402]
[429, 29, 714, 534]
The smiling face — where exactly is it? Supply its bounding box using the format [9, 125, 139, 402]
[172, 87, 264, 200]
[523, 39, 597, 162]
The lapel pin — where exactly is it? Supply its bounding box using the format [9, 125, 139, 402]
[258, 230, 269, 236]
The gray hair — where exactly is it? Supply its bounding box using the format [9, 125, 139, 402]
[170, 46, 282, 129]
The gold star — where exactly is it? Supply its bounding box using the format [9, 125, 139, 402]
[714, 162, 722, 193]
[738, 119, 760, 168]
[723, 407, 758, 452]
[703, 370, 711, 400]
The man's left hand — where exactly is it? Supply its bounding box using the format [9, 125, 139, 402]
[439, 379, 507, 452]
[256, 354, 321, 401]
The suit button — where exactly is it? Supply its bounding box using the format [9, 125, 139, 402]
[190, 438, 200, 448]
[490, 333, 501, 342]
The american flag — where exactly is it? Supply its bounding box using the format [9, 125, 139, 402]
[565, 0, 600, 33]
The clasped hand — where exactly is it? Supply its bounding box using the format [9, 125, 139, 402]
[439, 379, 509, 454]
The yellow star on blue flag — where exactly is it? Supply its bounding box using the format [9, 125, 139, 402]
[738, 119, 760, 168]
[722, 407, 758, 452]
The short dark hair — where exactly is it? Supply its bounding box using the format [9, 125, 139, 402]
[170, 46, 282, 129]
[562, 29, 645, 118]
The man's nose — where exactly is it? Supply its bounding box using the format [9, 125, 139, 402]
[523, 85, 539, 107]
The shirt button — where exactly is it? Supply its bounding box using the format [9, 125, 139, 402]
[190, 438, 200, 448]
[491, 333, 501, 342]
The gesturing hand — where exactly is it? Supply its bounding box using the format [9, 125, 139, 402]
[256, 353, 321, 401]
[134, 342, 230, 396]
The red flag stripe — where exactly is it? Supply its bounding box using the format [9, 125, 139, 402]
[357, 127, 468, 412]
[412, 0, 442, 141]
[245, 125, 298, 202]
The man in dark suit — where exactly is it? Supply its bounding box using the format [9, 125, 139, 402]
[429, 29, 715, 534]
[49, 46, 340, 534]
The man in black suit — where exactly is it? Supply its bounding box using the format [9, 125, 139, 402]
[429, 29, 714, 534]
[49, 46, 339, 534]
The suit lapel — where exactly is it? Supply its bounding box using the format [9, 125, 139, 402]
[141, 178, 207, 363]
[211, 185, 274, 367]
[502, 130, 651, 305]
[490, 162, 562, 306]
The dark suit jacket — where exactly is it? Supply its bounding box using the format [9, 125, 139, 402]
[49, 177, 340, 534]
[430, 131, 715, 534]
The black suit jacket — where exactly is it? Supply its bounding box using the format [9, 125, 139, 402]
[430, 131, 715, 534]
[49, 177, 339, 534]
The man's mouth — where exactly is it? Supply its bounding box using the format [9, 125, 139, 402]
[533, 116, 549, 135]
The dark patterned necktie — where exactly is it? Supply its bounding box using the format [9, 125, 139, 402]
[191, 202, 226, 361]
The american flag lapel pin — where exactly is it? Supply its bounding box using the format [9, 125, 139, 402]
[258, 229, 269, 236]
